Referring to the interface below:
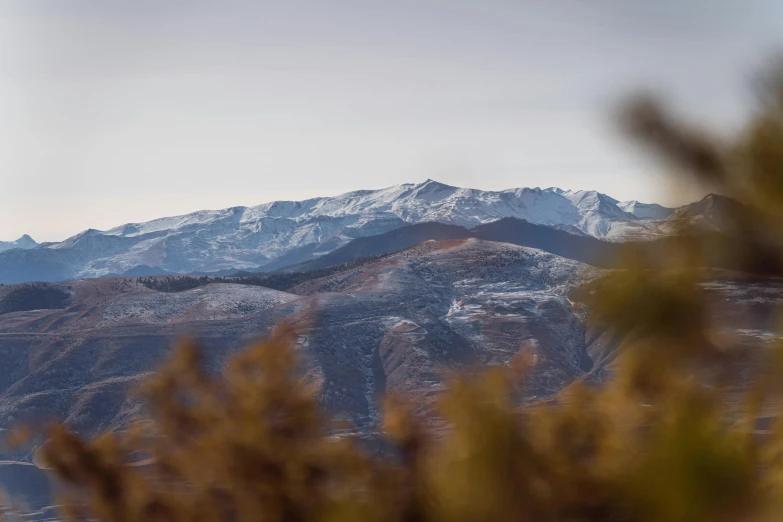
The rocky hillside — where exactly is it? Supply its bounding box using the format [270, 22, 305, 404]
[0, 240, 594, 448]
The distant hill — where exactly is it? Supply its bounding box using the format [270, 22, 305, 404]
[287, 222, 472, 272]
[286, 218, 633, 273]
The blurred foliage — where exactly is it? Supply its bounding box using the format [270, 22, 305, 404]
[9, 63, 783, 522]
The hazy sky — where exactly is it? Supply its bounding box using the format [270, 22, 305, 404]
[1, 1, 781, 242]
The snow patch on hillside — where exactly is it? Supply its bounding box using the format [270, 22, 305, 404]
[101, 284, 297, 325]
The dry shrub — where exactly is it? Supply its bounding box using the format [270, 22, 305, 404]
[31, 321, 783, 522]
[20, 61, 783, 522]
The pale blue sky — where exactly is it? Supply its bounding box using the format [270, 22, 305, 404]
[1, 1, 781, 242]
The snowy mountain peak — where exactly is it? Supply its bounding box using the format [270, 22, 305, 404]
[15, 234, 36, 246]
[563, 189, 619, 205]
[617, 200, 675, 220]
[409, 179, 458, 198]
[420, 178, 451, 187]
[0, 234, 38, 253]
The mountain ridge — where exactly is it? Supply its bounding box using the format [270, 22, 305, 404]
[0, 181, 719, 284]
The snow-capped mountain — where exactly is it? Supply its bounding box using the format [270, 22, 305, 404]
[0, 180, 690, 283]
[617, 200, 675, 220]
[0, 234, 37, 253]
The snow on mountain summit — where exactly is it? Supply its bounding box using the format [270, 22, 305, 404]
[617, 200, 675, 220]
[0, 234, 37, 253]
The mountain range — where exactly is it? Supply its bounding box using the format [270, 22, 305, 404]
[0, 180, 733, 285]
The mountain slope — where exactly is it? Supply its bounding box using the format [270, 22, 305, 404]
[285, 222, 472, 272]
[0, 240, 595, 453]
[289, 219, 619, 272]
[667, 194, 747, 232]
[472, 218, 619, 267]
